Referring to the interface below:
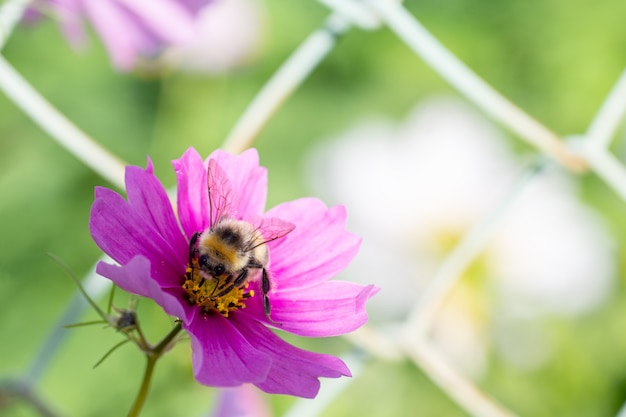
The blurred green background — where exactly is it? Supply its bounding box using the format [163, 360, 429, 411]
[2, 0, 626, 416]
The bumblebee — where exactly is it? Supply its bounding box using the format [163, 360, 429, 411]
[186, 159, 294, 322]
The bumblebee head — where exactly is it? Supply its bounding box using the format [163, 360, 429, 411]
[193, 220, 257, 278]
[195, 229, 248, 277]
[197, 251, 228, 277]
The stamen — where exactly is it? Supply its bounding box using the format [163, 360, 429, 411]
[182, 260, 253, 317]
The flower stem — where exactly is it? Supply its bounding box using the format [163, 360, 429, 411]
[153, 322, 183, 354]
[126, 323, 183, 417]
[127, 355, 158, 417]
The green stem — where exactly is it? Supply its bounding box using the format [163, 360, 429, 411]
[133, 320, 150, 351]
[126, 323, 183, 417]
[154, 322, 183, 354]
[126, 355, 157, 417]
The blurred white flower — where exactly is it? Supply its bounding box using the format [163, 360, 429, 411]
[306, 97, 615, 372]
[489, 174, 615, 317]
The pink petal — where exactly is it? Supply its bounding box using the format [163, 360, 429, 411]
[176, 0, 210, 14]
[48, 0, 88, 49]
[208, 149, 267, 219]
[118, 0, 194, 44]
[242, 282, 379, 337]
[125, 160, 188, 266]
[266, 199, 361, 290]
[174, 147, 268, 236]
[82, 0, 195, 70]
[96, 255, 151, 297]
[188, 314, 271, 387]
[89, 187, 185, 287]
[229, 315, 350, 398]
[96, 256, 195, 322]
[82, 0, 147, 70]
[173, 147, 211, 239]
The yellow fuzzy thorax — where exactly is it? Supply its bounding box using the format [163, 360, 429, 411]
[182, 260, 254, 317]
[198, 233, 249, 272]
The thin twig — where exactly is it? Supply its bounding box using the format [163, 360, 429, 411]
[93, 339, 131, 369]
[0, 55, 127, 189]
[107, 284, 117, 315]
[585, 67, 626, 149]
[221, 13, 351, 154]
[26, 259, 111, 383]
[63, 320, 107, 328]
[365, 0, 587, 172]
[48, 253, 109, 321]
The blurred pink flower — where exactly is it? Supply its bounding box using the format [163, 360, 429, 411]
[30, 0, 213, 70]
[209, 385, 271, 417]
[163, 0, 265, 74]
[89, 147, 377, 397]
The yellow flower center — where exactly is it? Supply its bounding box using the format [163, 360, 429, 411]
[182, 259, 254, 317]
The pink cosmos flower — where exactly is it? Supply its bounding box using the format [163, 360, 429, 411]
[29, 0, 212, 70]
[89, 147, 377, 397]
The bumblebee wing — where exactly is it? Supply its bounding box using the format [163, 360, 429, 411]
[207, 159, 233, 228]
[249, 217, 295, 249]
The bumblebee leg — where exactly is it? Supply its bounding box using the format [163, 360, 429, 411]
[188, 232, 200, 264]
[214, 284, 235, 298]
[232, 269, 249, 287]
[213, 270, 247, 298]
[187, 232, 203, 287]
[209, 273, 232, 297]
[262, 269, 281, 325]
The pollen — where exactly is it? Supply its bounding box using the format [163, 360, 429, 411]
[182, 261, 254, 317]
